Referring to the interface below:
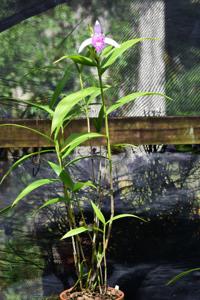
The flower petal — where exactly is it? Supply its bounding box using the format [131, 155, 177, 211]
[94, 20, 102, 35]
[105, 37, 120, 48]
[78, 38, 92, 53]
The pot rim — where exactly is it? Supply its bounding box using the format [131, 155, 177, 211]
[59, 286, 124, 300]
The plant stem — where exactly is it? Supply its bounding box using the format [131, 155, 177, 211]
[78, 67, 100, 290]
[55, 134, 82, 288]
[97, 60, 115, 290]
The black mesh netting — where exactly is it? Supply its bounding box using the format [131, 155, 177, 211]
[0, 2, 200, 299]
[0, 0, 199, 118]
[1, 149, 200, 299]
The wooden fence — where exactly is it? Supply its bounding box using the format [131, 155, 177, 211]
[0, 117, 200, 148]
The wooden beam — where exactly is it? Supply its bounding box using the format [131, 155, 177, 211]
[0, 117, 200, 148]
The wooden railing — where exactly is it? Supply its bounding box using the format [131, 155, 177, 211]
[0, 116, 200, 148]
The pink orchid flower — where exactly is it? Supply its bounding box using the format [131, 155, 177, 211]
[78, 20, 120, 53]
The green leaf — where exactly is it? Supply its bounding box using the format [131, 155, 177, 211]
[0, 149, 54, 185]
[61, 132, 103, 152]
[107, 92, 172, 115]
[101, 45, 113, 57]
[61, 132, 104, 158]
[62, 105, 84, 124]
[47, 161, 62, 176]
[55, 55, 97, 66]
[38, 197, 65, 210]
[51, 87, 100, 133]
[0, 124, 53, 143]
[59, 170, 74, 189]
[12, 178, 57, 207]
[72, 181, 96, 192]
[2, 98, 53, 115]
[0, 205, 12, 216]
[93, 105, 104, 133]
[87, 85, 110, 106]
[106, 213, 147, 225]
[65, 154, 107, 168]
[68, 55, 97, 66]
[47, 161, 74, 189]
[50, 68, 70, 108]
[167, 268, 200, 285]
[96, 244, 103, 264]
[101, 38, 153, 72]
[92, 226, 104, 233]
[91, 201, 105, 225]
[61, 226, 88, 240]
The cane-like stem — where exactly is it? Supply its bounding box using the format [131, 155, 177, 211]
[96, 59, 115, 290]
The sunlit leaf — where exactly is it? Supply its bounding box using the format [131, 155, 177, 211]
[167, 268, 200, 285]
[61, 226, 88, 240]
[51, 87, 100, 133]
[12, 178, 57, 207]
[101, 45, 113, 58]
[91, 201, 105, 225]
[47, 161, 62, 176]
[72, 181, 96, 192]
[2, 98, 53, 115]
[101, 38, 155, 72]
[92, 226, 104, 233]
[50, 68, 70, 108]
[47, 161, 74, 189]
[55, 55, 97, 66]
[106, 213, 147, 225]
[107, 92, 172, 115]
[38, 197, 65, 210]
[0, 124, 53, 143]
[0, 149, 54, 185]
[87, 86, 110, 105]
[61, 132, 104, 158]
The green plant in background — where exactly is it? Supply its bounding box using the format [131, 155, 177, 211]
[3, 290, 21, 300]
[0, 1, 142, 119]
[166, 64, 200, 116]
[0, 239, 44, 289]
[167, 267, 200, 285]
[0, 20, 170, 298]
[0, 5, 91, 118]
[0, 0, 199, 119]
[166, 46, 200, 116]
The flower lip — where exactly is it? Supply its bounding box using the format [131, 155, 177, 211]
[78, 20, 120, 53]
[92, 33, 105, 53]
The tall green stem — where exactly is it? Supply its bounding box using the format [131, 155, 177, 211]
[55, 134, 83, 288]
[97, 60, 115, 290]
[78, 68, 98, 289]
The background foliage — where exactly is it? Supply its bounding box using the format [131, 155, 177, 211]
[0, 0, 199, 117]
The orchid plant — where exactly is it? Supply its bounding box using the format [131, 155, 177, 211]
[0, 20, 171, 298]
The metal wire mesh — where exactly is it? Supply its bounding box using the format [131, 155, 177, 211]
[0, 0, 199, 117]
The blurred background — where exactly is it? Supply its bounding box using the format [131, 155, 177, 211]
[0, 1, 200, 299]
[0, 0, 199, 118]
